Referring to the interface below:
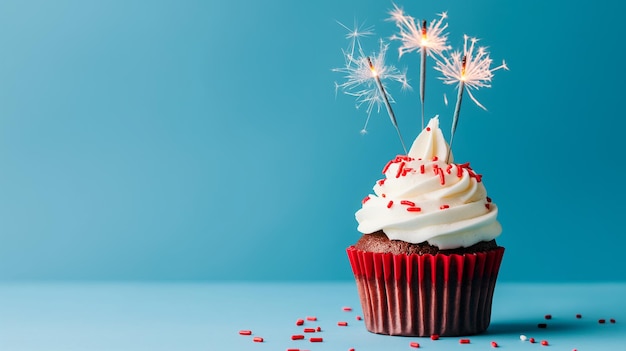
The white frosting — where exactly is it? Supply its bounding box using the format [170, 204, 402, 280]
[355, 117, 501, 249]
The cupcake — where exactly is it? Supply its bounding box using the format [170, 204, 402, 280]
[347, 116, 504, 336]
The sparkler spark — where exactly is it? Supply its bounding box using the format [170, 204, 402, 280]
[435, 35, 508, 110]
[335, 19, 375, 69]
[388, 5, 451, 58]
[434, 34, 508, 162]
[388, 4, 450, 129]
[333, 38, 410, 152]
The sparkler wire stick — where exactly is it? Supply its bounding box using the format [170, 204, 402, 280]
[446, 55, 467, 163]
[420, 20, 427, 130]
[447, 79, 464, 163]
[367, 56, 408, 154]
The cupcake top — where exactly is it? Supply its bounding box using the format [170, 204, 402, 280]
[355, 117, 501, 250]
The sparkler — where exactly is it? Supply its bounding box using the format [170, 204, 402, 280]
[435, 35, 508, 162]
[333, 38, 410, 153]
[389, 4, 450, 129]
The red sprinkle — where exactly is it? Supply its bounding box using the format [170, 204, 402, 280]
[306, 316, 317, 321]
[541, 340, 549, 346]
[342, 307, 352, 311]
[410, 341, 420, 348]
[432, 156, 438, 161]
[349, 349, 355, 351]
[253, 337, 264, 342]
[440, 204, 450, 210]
[431, 334, 440, 340]
[599, 319, 606, 324]
[485, 203, 491, 210]
[310, 337, 323, 342]
[381, 193, 386, 198]
[420, 164, 425, 174]
[287, 349, 300, 351]
[362, 196, 370, 204]
[401, 200, 416, 206]
[545, 314, 552, 320]
[487, 196, 492, 203]
[338, 321, 348, 326]
[538, 323, 547, 328]
[382, 160, 393, 174]
[459, 339, 470, 344]
[316, 326, 321, 332]
[239, 330, 252, 336]
[304, 328, 316, 333]
[292, 335, 305, 340]
[576, 314, 582, 319]
[446, 164, 453, 174]
[296, 319, 304, 326]
[457, 164, 463, 177]
[387, 200, 394, 208]
[377, 179, 386, 186]
[610, 318, 616, 323]
[491, 341, 498, 348]
[407, 207, 422, 212]
[356, 316, 362, 320]
[396, 162, 406, 178]
[529, 338, 536, 343]
[426, 127, 431, 131]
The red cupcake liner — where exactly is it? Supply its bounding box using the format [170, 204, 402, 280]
[346, 246, 504, 336]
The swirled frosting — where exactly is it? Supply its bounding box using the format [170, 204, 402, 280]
[355, 117, 501, 249]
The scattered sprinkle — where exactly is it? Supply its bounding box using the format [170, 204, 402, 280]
[310, 337, 323, 342]
[407, 207, 422, 212]
[253, 337, 264, 343]
[431, 334, 440, 340]
[491, 341, 498, 348]
[316, 326, 322, 332]
[541, 340, 549, 346]
[545, 314, 552, 320]
[239, 330, 252, 336]
[292, 335, 305, 340]
[611, 318, 616, 323]
[296, 319, 305, 326]
[356, 316, 362, 320]
[287, 349, 300, 351]
[306, 316, 317, 321]
[387, 200, 394, 208]
[440, 204, 450, 210]
[459, 338, 470, 344]
[599, 319, 606, 324]
[410, 341, 420, 348]
[529, 338, 536, 343]
[342, 307, 352, 311]
[304, 328, 316, 333]
[576, 314, 582, 319]
[338, 321, 348, 326]
[401, 200, 416, 206]
[538, 323, 547, 328]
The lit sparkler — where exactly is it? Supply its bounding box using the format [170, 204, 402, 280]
[334, 38, 410, 153]
[389, 4, 450, 129]
[435, 35, 508, 162]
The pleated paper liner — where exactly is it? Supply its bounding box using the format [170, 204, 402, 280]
[346, 246, 505, 336]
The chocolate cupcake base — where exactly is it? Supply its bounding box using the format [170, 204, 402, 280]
[346, 245, 504, 336]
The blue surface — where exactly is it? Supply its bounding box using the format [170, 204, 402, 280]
[0, 282, 624, 350]
[1, 0, 626, 282]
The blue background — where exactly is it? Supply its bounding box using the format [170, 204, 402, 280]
[0, 0, 624, 282]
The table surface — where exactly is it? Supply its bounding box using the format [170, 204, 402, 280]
[0, 282, 623, 350]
